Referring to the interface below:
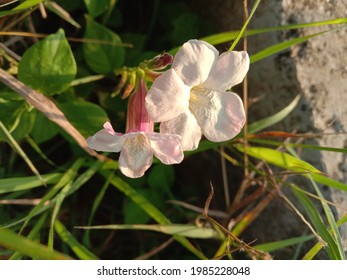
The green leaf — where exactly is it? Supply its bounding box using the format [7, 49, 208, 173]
[0, 173, 61, 194]
[54, 220, 98, 260]
[31, 110, 60, 143]
[292, 188, 341, 259]
[102, 171, 207, 259]
[44, 1, 81, 29]
[237, 145, 347, 192]
[58, 100, 109, 138]
[123, 189, 165, 224]
[83, 0, 111, 18]
[200, 18, 347, 47]
[0, 91, 37, 141]
[18, 29, 76, 95]
[248, 95, 301, 134]
[78, 224, 217, 239]
[48, 159, 104, 248]
[20, 158, 85, 233]
[83, 15, 125, 73]
[0, 227, 73, 260]
[147, 164, 175, 194]
[303, 215, 347, 260]
[10, 213, 48, 260]
[254, 235, 314, 253]
[250, 30, 330, 63]
[0, 0, 44, 17]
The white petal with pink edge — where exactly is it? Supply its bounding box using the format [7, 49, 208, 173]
[160, 110, 202, 151]
[145, 69, 190, 122]
[190, 89, 245, 142]
[172, 40, 218, 87]
[202, 51, 250, 91]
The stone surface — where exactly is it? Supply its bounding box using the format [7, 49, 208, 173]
[191, 0, 347, 258]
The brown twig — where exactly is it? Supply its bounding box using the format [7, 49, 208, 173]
[0, 68, 105, 160]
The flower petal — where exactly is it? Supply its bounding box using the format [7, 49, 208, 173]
[172, 40, 218, 87]
[87, 129, 124, 153]
[147, 132, 184, 164]
[118, 133, 153, 178]
[160, 110, 202, 151]
[145, 69, 190, 122]
[190, 89, 245, 142]
[202, 51, 250, 91]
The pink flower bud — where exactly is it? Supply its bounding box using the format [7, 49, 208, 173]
[125, 79, 153, 133]
[147, 53, 173, 70]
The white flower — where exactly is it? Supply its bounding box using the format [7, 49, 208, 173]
[87, 80, 183, 178]
[145, 39, 249, 151]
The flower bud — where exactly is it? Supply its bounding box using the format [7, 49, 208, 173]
[147, 53, 173, 70]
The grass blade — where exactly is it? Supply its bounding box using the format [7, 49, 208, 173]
[303, 215, 347, 260]
[101, 171, 207, 259]
[83, 171, 114, 247]
[292, 188, 340, 259]
[229, 0, 261, 51]
[20, 158, 85, 233]
[10, 213, 49, 260]
[237, 145, 347, 192]
[77, 224, 217, 239]
[254, 235, 314, 253]
[250, 30, 332, 63]
[0, 227, 73, 260]
[0, 173, 61, 194]
[0, 120, 44, 185]
[248, 95, 301, 134]
[54, 220, 98, 260]
[48, 159, 104, 248]
[201, 18, 347, 46]
[286, 146, 346, 259]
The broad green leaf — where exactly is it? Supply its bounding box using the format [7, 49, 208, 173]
[0, 227, 73, 260]
[248, 95, 301, 134]
[123, 189, 165, 224]
[83, 15, 125, 73]
[254, 235, 314, 253]
[0, 0, 44, 17]
[147, 164, 175, 194]
[237, 145, 347, 192]
[54, 220, 98, 260]
[102, 171, 207, 259]
[78, 224, 218, 239]
[0, 173, 61, 194]
[30, 110, 60, 144]
[18, 29, 77, 95]
[58, 100, 109, 138]
[84, 0, 111, 18]
[292, 188, 341, 259]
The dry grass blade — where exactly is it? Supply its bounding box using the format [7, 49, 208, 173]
[135, 238, 175, 260]
[203, 183, 272, 259]
[0, 68, 105, 160]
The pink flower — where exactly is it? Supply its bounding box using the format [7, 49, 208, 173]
[87, 79, 183, 178]
[145, 40, 249, 151]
